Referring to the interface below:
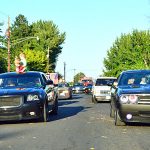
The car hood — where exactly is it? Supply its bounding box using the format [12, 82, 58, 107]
[118, 85, 150, 95]
[58, 87, 69, 90]
[0, 87, 42, 96]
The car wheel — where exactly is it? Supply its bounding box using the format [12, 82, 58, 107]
[92, 96, 97, 103]
[110, 104, 115, 118]
[51, 98, 58, 115]
[41, 103, 48, 122]
[114, 110, 125, 126]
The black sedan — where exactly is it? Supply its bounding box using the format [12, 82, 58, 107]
[110, 70, 150, 126]
[0, 71, 58, 122]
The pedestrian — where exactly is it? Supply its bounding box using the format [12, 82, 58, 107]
[19, 52, 27, 73]
[14, 56, 21, 73]
[14, 52, 27, 73]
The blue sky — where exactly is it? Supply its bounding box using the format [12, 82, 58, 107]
[0, 0, 150, 81]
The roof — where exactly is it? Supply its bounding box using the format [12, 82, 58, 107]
[121, 70, 150, 74]
[96, 77, 117, 79]
[0, 71, 44, 77]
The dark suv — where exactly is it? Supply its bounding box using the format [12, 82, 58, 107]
[110, 70, 150, 126]
[0, 71, 58, 122]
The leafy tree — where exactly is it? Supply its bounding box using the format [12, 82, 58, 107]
[10, 15, 66, 72]
[10, 14, 31, 65]
[23, 49, 47, 72]
[0, 22, 7, 73]
[74, 72, 85, 83]
[103, 30, 150, 77]
[30, 20, 66, 72]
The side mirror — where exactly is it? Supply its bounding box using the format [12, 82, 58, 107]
[107, 82, 113, 86]
[113, 81, 118, 87]
[47, 80, 53, 85]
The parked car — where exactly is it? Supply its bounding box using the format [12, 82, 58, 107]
[92, 77, 117, 103]
[57, 83, 72, 99]
[84, 84, 93, 94]
[110, 70, 150, 126]
[0, 71, 58, 122]
[72, 83, 84, 94]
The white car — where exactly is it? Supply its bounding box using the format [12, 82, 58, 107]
[92, 77, 116, 103]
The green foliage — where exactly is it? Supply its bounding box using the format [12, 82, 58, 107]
[0, 49, 7, 73]
[2, 14, 66, 72]
[74, 72, 85, 83]
[24, 49, 47, 72]
[0, 22, 7, 73]
[103, 30, 150, 77]
[31, 20, 66, 71]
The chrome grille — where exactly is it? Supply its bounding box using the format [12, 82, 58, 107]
[138, 94, 150, 104]
[100, 90, 110, 94]
[0, 96, 23, 108]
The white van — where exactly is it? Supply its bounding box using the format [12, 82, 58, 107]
[92, 77, 117, 103]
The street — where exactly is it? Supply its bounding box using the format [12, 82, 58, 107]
[0, 94, 150, 150]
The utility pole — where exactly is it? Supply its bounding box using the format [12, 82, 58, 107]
[7, 16, 10, 72]
[64, 62, 66, 82]
[47, 46, 50, 73]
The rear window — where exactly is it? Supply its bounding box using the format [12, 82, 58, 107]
[95, 79, 116, 86]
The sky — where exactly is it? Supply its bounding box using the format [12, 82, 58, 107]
[0, 0, 150, 81]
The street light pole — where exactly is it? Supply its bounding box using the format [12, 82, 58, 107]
[7, 34, 39, 72]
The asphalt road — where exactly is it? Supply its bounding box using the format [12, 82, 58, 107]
[0, 94, 150, 150]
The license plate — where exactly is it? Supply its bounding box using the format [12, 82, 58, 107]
[106, 96, 111, 99]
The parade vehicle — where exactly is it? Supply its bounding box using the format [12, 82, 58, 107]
[92, 77, 116, 103]
[0, 71, 58, 122]
[84, 84, 93, 94]
[110, 70, 150, 126]
[57, 82, 72, 99]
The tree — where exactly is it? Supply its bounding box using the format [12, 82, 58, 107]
[30, 20, 66, 72]
[103, 30, 150, 77]
[6, 14, 31, 71]
[3, 14, 66, 72]
[23, 49, 47, 72]
[0, 22, 7, 73]
[10, 15, 66, 72]
[74, 72, 85, 83]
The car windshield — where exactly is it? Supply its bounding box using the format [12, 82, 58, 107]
[119, 72, 150, 86]
[58, 83, 69, 87]
[74, 83, 83, 87]
[0, 76, 42, 88]
[95, 79, 116, 86]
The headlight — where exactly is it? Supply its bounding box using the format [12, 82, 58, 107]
[27, 94, 39, 101]
[128, 95, 138, 104]
[64, 90, 69, 93]
[120, 95, 128, 103]
[120, 95, 138, 104]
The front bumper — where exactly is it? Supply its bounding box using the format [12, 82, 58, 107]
[72, 89, 84, 94]
[0, 102, 44, 121]
[94, 94, 111, 101]
[118, 104, 150, 123]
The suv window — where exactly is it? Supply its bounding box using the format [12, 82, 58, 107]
[95, 79, 116, 86]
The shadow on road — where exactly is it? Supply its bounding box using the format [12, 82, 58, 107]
[58, 100, 79, 106]
[49, 106, 85, 122]
[126, 122, 150, 127]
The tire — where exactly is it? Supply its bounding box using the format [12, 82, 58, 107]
[92, 96, 97, 103]
[41, 103, 48, 122]
[114, 110, 125, 126]
[51, 98, 58, 115]
[110, 105, 115, 118]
